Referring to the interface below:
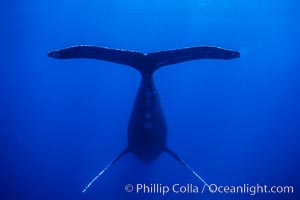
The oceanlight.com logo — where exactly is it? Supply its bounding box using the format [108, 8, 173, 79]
[203, 183, 294, 196]
[124, 183, 294, 196]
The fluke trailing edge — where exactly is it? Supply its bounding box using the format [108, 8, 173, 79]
[48, 45, 240, 192]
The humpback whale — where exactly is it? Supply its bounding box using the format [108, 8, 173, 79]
[48, 45, 240, 192]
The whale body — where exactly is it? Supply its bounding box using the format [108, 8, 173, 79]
[48, 45, 240, 192]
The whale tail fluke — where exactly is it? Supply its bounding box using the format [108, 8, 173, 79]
[48, 45, 239, 74]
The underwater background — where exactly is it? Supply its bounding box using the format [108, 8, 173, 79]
[1, 0, 299, 199]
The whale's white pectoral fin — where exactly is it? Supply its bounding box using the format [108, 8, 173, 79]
[164, 148, 210, 189]
[82, 148, 129, 193]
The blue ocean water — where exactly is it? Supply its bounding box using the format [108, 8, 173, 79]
[1, 0, 299, 199]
